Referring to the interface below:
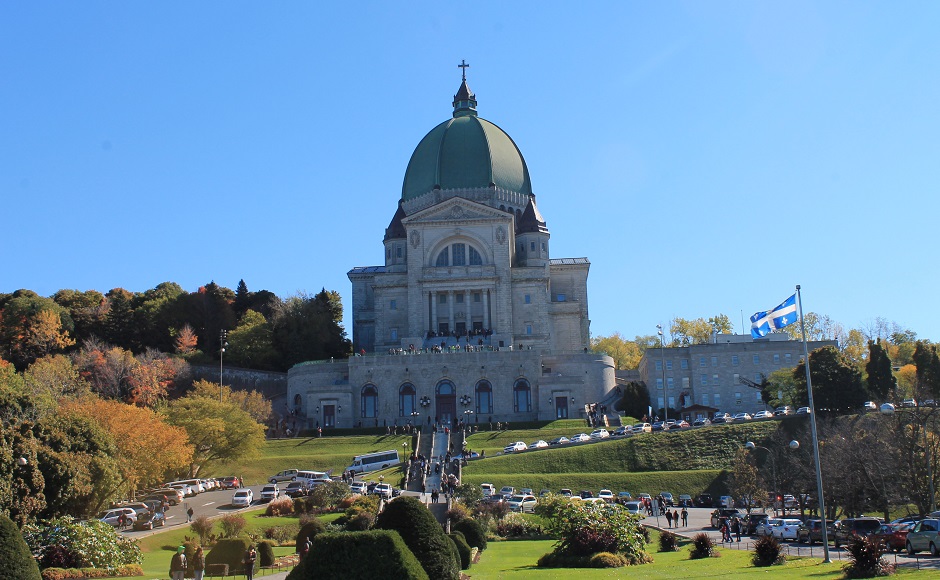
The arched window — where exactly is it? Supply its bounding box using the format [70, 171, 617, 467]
[475, 381, 493, 414]
[361, 385, 378, 418]
[436, 381, 454, 396]
[399, 383, 416, 417]
[451, 243, 466, 266]
[293, 394, 302, 414]
[468, 246, 482, 265]
[435, 248, 449, 267]
[513, 379, 532, 413]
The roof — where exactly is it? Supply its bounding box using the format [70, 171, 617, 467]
[517, 196, 548, 234]
[550, 258, 590, 265]
[384, 202, 406, 240]
[348, 266, 386, 275]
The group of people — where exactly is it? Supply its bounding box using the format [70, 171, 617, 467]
[717, 516, 744, 543]
[168, 546, 207, 580]
[664, 507, 689, 528]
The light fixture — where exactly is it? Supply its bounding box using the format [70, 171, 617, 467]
[315, 406, 320, 413]
[338, 405, 342, 413]
[17, 457, 27, 467]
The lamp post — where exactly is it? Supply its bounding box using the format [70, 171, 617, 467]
[656, 324, 667, 422]
[745, 441, 778, 513]
[219, 329, 228, 402]
[881, 402, 936, 513]
[402, 441, 409, 458]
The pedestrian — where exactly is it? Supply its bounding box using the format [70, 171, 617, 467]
[187, 506, 194, 523]
[719, 520, 730, 543]
[299, 536, 312, 560]
[734, 517, 742, 542]
[192, 546, 205, 580]
[681, 507, 688, 527]
[169, 546, 187, 580]
[673, 509, 679, 528]
[243, 544, 257, 580]
[665, 509, 673, 528]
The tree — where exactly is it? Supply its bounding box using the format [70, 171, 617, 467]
[765, 368, 800, 408]
[64, 397, 192, 497]
[913, 341, 940, 400]
[174, 323, 199, 355]
[190, 380, 272, 424]
[896, 364, 917, 397]
[590, 333, 643, 370]
[52, 289, 106, 345]
[0, 291, 75, 369]
[614, 381, 651, 420]
[234, 279, 251, 318]
[668, 317, 714, 346]
[165, 395, 265, 477]
[272, 290, 351, 367]
[791, 346, 867, 414]
[102, 288, 138, 350]
[866, 340, 896, 401]
[226, 310, 279, 370]
[729, 449, 766, 513]
[708, 314, 734, 335]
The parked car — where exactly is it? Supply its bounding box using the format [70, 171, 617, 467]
[598, 489, 614, 502]
[712, 412, 731, 423]
[659, 492, 675, 506]
[116, 502, 151, 516]
[631, 423, 652, 434]
[500, 486, 516, 497]
[549, 436, 570, 446]
[694, 494, 714, 507]
[589, 429, 610, 440]
[677, 494, 693, 507]
[651, 421, 667, 432]
[284, 481, 308, 497]
[674, 420, 691, 428]
[797, 519, 833, 545]
[756, 518, 783, 537]
[132, 510, 165, 530]
[559, 488, 572, 497]
[503, 441, 528, 453]
[732, 412, 752, 422]
[260, 484, 279, 502]
[774, 406, 794, 416]
[612, 426, 630, 437]
[372, 483, 393, 499]
[520, 487, 534, 495]
[874, 523, 911, 553]
[753, 410, 774, 419]
[692, 418, 711, 427]
[570, 433, 591, 443]
[624, 501, 644, 514]
[231, 489, 254, 507]
[219, 476, 241, 489]
[98, 508, 137, 528]
[906, 518, 940, 555]
[862, 401, 878, 412]
[710, 509, 744, 529]
[617, 491, 633, 503]
[773, 518, 804, 541]
[507, 494, 537, 513]
[833, 517, 882, 548]
[268, 469, 299, 483]
[579, 490, 594, 499]
[480, 483, 496, 497]
[743, 512, 769, 535]
[901, 398, 918, 408]
[529, 440, 549, 449]
[795, 407, 811, 415]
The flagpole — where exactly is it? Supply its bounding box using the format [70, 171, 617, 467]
[796, 284, 831, 563]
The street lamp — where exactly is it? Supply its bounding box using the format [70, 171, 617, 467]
[402, 441, 409, 457]
[656, 324, 667, 421]
[745, 441, 778, 513]
[881, 402, 936, 513]
[219, 329, 228, 402]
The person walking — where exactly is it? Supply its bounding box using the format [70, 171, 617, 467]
[186, 507, 194, 523]
[681, 507, 688, 527]
[243, 544, 257, 580]
[169, 546, 187, 580]
[673, 509, 680, 528]
[665, 509, 673, 528]
[192, 546, 205, 580]
[734, 517, 742, 542]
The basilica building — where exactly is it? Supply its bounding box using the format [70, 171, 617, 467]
[287, 71, 618, 430]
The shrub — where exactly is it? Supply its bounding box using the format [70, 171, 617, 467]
[346, 512, 375, 531]
[288, 530, 429, 580]
[453, 518, 487, 551]
[183, 541, 199, 576]
[843, 535, 894, 578]
[344, 494, 380, 521]
[0, 513, 41, 580]
[190, 515, 214, 546]
[546, 502, 648, 562]
[265, 497, 294, 517]
[219, 513, 247, 539]
[689, 532, 716, 559]
[638, 524, 651, 545]
[375, 496, 459, 580]
[206, 538, 252, 576]
[752, 535, 784, 566]
[476, 500, 509, 523]
[589, 552, 627, 568]
[40, 564, 144, 579]
[22, 516, 140, 569]
[293, 498, 312, 514]
[448, 532, 472, 570]
[307, 481, 350, 509]
[263, 525, 298, 544]
[659, 530, 679, 552]
[338, 495, 357, 509]
[445, 503, 471, 523]
[495, 512, 543, 538]
[295, 518, 326, 553]
[258, 540, 275, 567]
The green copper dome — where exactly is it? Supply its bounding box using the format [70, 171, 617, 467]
[401, 81, 532, 202]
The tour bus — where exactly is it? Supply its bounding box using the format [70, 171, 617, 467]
[346, 450, 401, 474]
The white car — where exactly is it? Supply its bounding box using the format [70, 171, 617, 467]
[773, 518, 803, 540]
[98, 507, 137, 527]
[753, 410, 773, 419]
[529, 440, 549, 449]
[499, 486, 516, 497]
[481, 483, 496, 497]
[372, 483, 393, 499]
[632, 423, 652, 434]
[260, 484, 279, 501]
[503, 441, 528, 453]
[732, 412, 752, 422]
[570, 433, 591, 442]
[350, 482, 368, 494]
[232, 488, 254, 507]
[507, 494, 537, 513]
[756, 518, 783, 537]
[624, 501, 644, 514]
[590, 429, 610, 440]
[598, 489, 614, 502]
[796, 406, 811, 415]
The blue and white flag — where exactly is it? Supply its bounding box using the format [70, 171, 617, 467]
[750, 294, 798, 339]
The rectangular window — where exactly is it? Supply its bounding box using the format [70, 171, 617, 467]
[756, 391, 763, 402]
[682, 377, 690, 389]
[396, 247, 402, 258]
[773, 354, 780, 364]
[753, 354, 760, 364]
[711, 356, 718, 367]
[390, 328, 398, 340]
[526, 324, 533, 335]
[456, 294, 464, 304]
[701, 393, 709, 406]
[655, 360, 662, 372]
[541, 242, 546, 251]
[667, 377, 674, 389]
[667, 396, 675, 409]
[452, 243, 466, 266]
[656, 378, 664, 390]
[755, 373, 762, 382]
[785, 353, 792, 363]
[657, 396, 665, 410]
[733, 373, 739, 385]
[680, 359, 689, 370]
[439, 294, 447, 304]
[731, 355, 739, 366]
[700, 357, 707, 367]
[713, 374, 720, 387]
[524, 294, 531, 304]
[700, 374, 708, 386]
[530, 241, 536, 251]
[735, 392, 742, 405]
[557, 293, 566, 302]
[713, 394, 720, 407]
[473, 292, 481, 302]
[390, 300, 397, 310]
[666, 360, 673, 370]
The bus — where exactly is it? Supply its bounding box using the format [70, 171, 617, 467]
[346, 450, 401, 474]
[296, 470, 330, 487]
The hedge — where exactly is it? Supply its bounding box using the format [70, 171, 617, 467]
[452, 518, 486, 551]
[206, 538, 254, 576]
[448, 532, 472, 570]
[0, 513, 41, 580]
[40, 565, 143, 580]
[287, 531, 428, 580]
[375, 497, 459, 580]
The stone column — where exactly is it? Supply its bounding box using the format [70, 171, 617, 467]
[482, 289, 490, 331]
[465, 290, 471, 332]
[430, 291, 437, 334]
[448, 291, 455, 334]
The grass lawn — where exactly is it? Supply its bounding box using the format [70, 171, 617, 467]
[468, 537, 863, 579]
[214, 434, 411, 485]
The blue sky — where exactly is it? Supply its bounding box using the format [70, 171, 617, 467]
[2, 2, 938, 343]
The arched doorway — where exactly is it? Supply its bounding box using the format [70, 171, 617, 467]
[436, 380, 456, 427]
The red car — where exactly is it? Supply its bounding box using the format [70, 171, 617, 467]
[874, 523, 912, 552]
[219, 476, 242, 489]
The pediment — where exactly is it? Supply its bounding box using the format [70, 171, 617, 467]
[402, 198, 512, 225]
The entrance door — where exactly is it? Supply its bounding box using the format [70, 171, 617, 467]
[555, 397, 569, 419]
[323, 405, 335, 428]
[437, 397, 456, 426]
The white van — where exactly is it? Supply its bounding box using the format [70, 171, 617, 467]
[296, 470, 330, 486]
[481, 483, 496, 497]
[268, 469, 299, 483]
[346, 450, 401, 474]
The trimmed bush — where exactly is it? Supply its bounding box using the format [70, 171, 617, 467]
[453, 518, 487, 551]
[589, 552, 628, 568]
[375, 496, 459, 580]
[265, 497, 294, 516]
[0, 513, 41, 580]
[844, 535, 894, 578]
[689, 532, 716, 559]
[752, 535, 784, 566]
[495, 512, 543, 538]
[258, 540, 275, 567]
[658, 530, 679, 552]
[295, 517, 326, 553]
[219, 513, 247, 538]
[288, 530, 429, 580]
[448, 532, 472, 570]
[263, 524, 298, 544]
[206, 538, 253, 576]
[39, 565, 143, 579]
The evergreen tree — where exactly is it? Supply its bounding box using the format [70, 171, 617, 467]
[234, 279, 251, 318]
[912, 341, 940, 400]
[792, 346, 866, 414]
[865, 340, 896, 401]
